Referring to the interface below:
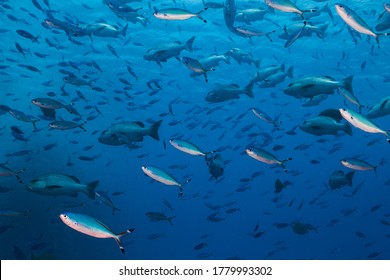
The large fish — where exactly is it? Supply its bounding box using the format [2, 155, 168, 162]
[300, 109, 352, 136]
[98, 120, 162, 146]
[335, 3, 389, 45]
[328, 170, 355, 190]
[26, 173, 99, 199]
[144, 36, 195, 66]
[205, 82, 254, 103]
[339, 108, 390, 143]
[284, 75, 353, 99]
[60, 212, 134, 253]
[366, 96, 390, 119]
[80, 23, 128, 38]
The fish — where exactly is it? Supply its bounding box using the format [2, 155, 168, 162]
[0, 209, 31, 218]
[26, 173, 99, 199]
[81, 23, 128, 38]
[205, 153, 224, 179]
[181, 56, 211, 82]
[7, 108, 39, 129]
[265, 0, 315, 17]
[335, 3, 389, 46]
[153, 7, 207, 23]
[339, 108, 390, 143]
[235, 8, 268, 24]
[340, 158, 378, 176]
[49, 121, 86, 131]
[0, 165, 25, 183]
[252, 108, 281, 130]
[141, 165, 191, 196]
[144, 36, 196, 66]
[328, 170, 355, 190]
[338, 87, 365, 112]
[246, 147, 292, 172]
[169, 139, 214, 157]
[284, 75, 353, 99]
[16, 29, 40, 43]
[366, 96, 390, 119]
[95, 191, 121, 215]
[59, 212, 134, 253]
[205, 82, 254, 103]
[300, 109, 352, 136]
[99, 120, 162, 146]
[291, 222, 317, 234]
[145, 212, 175, 225]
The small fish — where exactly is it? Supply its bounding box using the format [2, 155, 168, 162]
[141, 165, 191, 196]
[16, 29, 40, 43]
[246, 147, 292, 172]
[340, 158, 379, 176]
[0, 209, 31, 218]
[169, 139, 214, 157]
[0, 165, 25, 183]
[49, 121, 86, 131]
[339, 108, 390, 143]
[60, 212, 134, 254]
[153, 7, 208, 23]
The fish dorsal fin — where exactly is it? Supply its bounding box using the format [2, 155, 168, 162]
[64, 174, 80, 183]
[318, 109, 342, 122]
[133, 121, 144, 127]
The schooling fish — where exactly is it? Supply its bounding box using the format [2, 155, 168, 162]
[340, 158, 379, 176]
[335, 3, 389, 46]
[0, 164, 25, 183]
[26, 173, 99, 199]
[141, 165, 191, 196]
[60, 212, 134, 254]
[153, 7, 207, 23]
[339, 108, 390, 143]
[169, 139, 214, 157]
[265, 0, 315, 18]
[49, 120, 86, 131]
[181, 56, 211, 83]
[16, 29, 40, 43]
[246, 147, 292, 172]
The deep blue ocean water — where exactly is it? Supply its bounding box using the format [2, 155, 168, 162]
[0, 0, 390, 260]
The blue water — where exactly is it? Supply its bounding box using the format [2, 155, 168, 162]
[1, 0, 390, 260]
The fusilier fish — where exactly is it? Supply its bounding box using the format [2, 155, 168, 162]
[246, 147, 292, 172]
[49, 121, 86, 131]
[60, 212, 134, 253]
[153, 7, 207, 22]
[335, 3, 389, 45]
[0, 165, 25, 183]
[181, 56, 211, 82]
[26, 173, 99, 199]
[366, 97, 390, 119]
[169, 139, 214, 156]
[339, 108, 390, 142]
[265, 0, 315, 17]
[340, 158, 379, 176]
[141, 165, 191, 196]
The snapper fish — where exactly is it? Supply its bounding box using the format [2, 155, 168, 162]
[339, 108, 390, 143]
[153, 7, 208, 23]
[141, 165, 191, 196]
[366, 96, 390, 119]
[300, 109, 352, 136]
[335, 3, 389, 46]
[205, 82, 254, 103]
[329, 170, 355, 190]
[144, 36, 195, 66]
[60, 212, 134, 254]
[284, 75, 353, 99]
[169, 139, 214, 157]
[26, 173, 99, 199]
[98, 120, 162, 146]
[246, 147, 292, 172]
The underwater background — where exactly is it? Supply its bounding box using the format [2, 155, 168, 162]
[1, 0, 390, 260]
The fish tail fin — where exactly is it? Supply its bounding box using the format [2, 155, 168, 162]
[245, 82, 255, 98]
[168, 216, 175, 225]
[149, 120, 162, 141]
[16, 168, 26, 184]
[344, 123, 353, 136]
[115, 229, 135, 254]
[86, 180, 99, 200]
[286, 66, 294, 78]
[185, 36, 196, 52]
[80, 122, 87, 132]
[346, 171, 355, 186]
[342, 75, 354, 93]
[196, 8, 208, 23]
[121, 24, 128, 37]
[254, 59, 261, 69]
[280, 158, 292, 173]
[317, 24, 329, 39]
